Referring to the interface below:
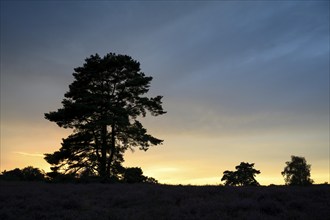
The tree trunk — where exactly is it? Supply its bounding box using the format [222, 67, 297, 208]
[100, 125, 108, 179]
[106, 124, 116, 178]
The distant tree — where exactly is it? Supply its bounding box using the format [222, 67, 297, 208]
[221, 162, 260, 186]
[145, 176, 158, 184]
[123, 167, 146, 183]
[281, 156, 313, 186]
[1, 168, 23, 181]
[21, 166, 45, 181]
[122, 167, 158, 184]
[1, 166, 45, 181]
[44, 53, 166, 181]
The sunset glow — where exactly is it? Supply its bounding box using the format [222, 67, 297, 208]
[1, 1, 329, 185]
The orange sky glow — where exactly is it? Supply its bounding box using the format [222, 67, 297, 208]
[1, 1, 329, 185]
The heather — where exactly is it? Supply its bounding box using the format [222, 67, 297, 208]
[1, 181, 329, 220]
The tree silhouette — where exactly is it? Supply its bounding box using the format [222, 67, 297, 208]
[122, 167, 158, 184]
[21, 166, 45, 181]
[281, 156, 313, 186]
[1, 168, 23, 181]
[221, 162, 260, 186]
[1, 166, 45, 181]
[44, 53, 166, 180]
[123, 167, 146, 183]
[221, 171, 237, 186]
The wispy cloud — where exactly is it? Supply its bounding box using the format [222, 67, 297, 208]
[14, 152, 44, 157]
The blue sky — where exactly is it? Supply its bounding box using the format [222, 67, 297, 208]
[1, 1, 329, 185]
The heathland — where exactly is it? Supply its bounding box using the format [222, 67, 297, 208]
[0, 181, 329, 220]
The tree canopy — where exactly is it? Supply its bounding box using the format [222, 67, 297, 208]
[221, 162, 260, 186]
[44, 53, 166, 180]
[281, 156, 313, 186]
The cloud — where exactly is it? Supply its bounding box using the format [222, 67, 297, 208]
[14, 152, 44, 157]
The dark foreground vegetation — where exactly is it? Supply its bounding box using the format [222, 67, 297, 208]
[0, 181, 329, 220]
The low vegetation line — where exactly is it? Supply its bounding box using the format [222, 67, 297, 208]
[1, 181, 329, 220]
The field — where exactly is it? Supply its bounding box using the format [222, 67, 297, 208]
[0, 181, 329, 220]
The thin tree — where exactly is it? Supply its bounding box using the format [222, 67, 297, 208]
[44, 53, 166, 180]
[281, 156, 313, 186]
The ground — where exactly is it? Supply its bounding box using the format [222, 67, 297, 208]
[0, 181, 329, 220]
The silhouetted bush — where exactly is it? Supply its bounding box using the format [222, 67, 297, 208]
[21, 166, 45, 181]
[1, 168, 23, 181]
[43, 166, 157, 184]
[122, 167, 159, 184]
[46, 172, 76, 183]
[1, 166, 45, 181]
[145, 176, 158, 184]
[123, 167, 146, 183]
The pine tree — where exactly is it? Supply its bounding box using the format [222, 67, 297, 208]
[221, 162, 260, 186]
[44, 53, 166, 180]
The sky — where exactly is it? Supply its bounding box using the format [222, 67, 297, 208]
[0, 1, 329, 185]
